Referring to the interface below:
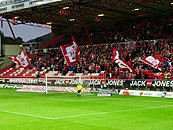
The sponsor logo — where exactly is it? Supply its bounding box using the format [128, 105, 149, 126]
[146, 80, 153, 87]
[55, 79, 83, 85]
[130, 80, 146, 87]
[139, 92, 143, 96]
[143, 92, 152, 96]
[152, 81, 173, 87]
[106, 80, 124, 86]
[90, 88, 119, 94]
[97, 93, 111, 96]
[0, 79, 5, 83]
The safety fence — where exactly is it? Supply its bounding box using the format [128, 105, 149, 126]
[0, 78, 173, 91]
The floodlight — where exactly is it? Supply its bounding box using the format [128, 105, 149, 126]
[69, 19, 75, 21]
[98, 14, 104, 17]
[63, 7, 69, 9]
[132, 8, 140, 11]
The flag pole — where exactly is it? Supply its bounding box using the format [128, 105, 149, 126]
[6, 19, 16, 40]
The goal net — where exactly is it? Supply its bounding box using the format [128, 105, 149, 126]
[45, 75, 92, 94]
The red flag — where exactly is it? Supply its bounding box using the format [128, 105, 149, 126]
[60, 37, 80, 66]
[115, 59, 135, 73]
[140, 56, 163, 70]
[9, 48, 31, 68]
[112, 48, 135, 74]
[112, 48, 119, 61]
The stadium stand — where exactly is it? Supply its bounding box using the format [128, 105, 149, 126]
[1, 38, 172, 80]
[0, 1, 173, 81]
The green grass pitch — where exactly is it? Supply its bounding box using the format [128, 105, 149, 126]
[0, 88, 173, 130]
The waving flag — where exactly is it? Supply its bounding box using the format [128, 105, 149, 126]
[9, 48, 31, 68]
[60, 37, 80, 66]
[112, 48, 135, 73]
[140, 56, 163, 70]
[112, 48, 119, 61]
[115, 59, 135, 73]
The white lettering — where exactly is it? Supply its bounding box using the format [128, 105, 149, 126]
[130, 80, 146, 86]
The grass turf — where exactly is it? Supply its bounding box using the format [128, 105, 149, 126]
[0, 88, 173, 130]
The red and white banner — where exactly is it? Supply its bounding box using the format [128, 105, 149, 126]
[112, 48, 119, 60]
[9, 48, 31, 68]
[112, 48, 135, 73]
[60, 37, 80, 66]
[140, 55, 163, 70]
[115, 59, 135, 73]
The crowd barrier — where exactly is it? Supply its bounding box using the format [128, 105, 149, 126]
[0, 78, 173, 91]
[1, 82, 173, 98]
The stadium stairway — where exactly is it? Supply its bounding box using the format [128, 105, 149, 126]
[0, 66, 123, 80]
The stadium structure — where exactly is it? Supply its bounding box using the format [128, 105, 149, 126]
[0, 0, 173, 39]
[1, 1, 173, 130]
[0, 0, 173, 94]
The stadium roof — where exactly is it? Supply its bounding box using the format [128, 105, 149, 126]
[0, 0, 173, 30]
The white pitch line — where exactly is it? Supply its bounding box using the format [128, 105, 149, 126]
[52, 104, 173, 120]
[0, 109, 54, 120]
[0, 104, 173, 120]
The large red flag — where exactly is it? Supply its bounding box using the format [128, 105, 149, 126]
[140, 55, 163, 70]
[60, 37, 80, 66]
[112, 48, 135, 74]
[9, 48, 31, 68]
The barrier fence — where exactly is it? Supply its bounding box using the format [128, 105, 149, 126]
[0, 78, 173, 91]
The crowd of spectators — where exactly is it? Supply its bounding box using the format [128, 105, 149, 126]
[89, 16, 173, 44]
[24, 16, 173, 80]
[25, 39, 173, 80]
